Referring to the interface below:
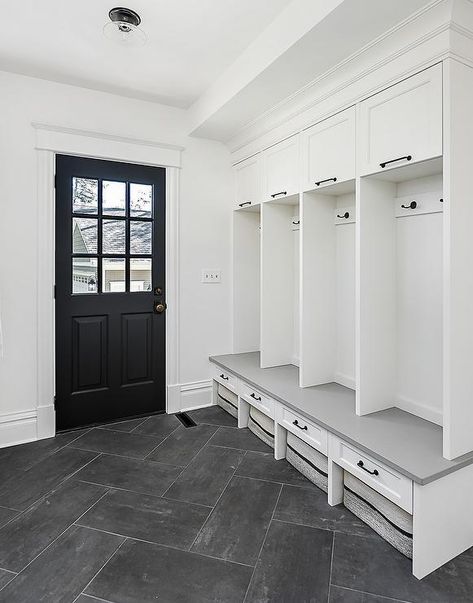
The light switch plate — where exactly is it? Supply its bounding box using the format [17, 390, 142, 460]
[201, 270, 221, 283]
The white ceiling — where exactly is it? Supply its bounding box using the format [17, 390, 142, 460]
[0, 0, 291, 108]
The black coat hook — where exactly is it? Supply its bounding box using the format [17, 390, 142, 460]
[337, 212, 350, 219]
[401, 201, 417, 210]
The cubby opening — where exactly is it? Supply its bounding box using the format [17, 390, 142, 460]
[233, 204, 261, 353]
[261, 194, 300, 368]
[358, 158, 443, 425]
[300, 180, 356, 389]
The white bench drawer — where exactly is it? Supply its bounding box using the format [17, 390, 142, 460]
[240, 382, 275, 418]
[212, 364, 239, 394]
[278, 406, 328, 455]
[329, 435, 413, 513]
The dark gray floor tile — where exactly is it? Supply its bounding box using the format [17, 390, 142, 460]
[74, 596, 107, 603]
[147, 424, 218, 466]
[331, 532, 473, 603]
[0, 525, 123, 603]
[329, 586, 404, 602]
[99, 417, 147, 433]
[0, 448, 97, 511]
[236, 451, 313, 487]
[0, 507, 17, 529]
[246, 520, 333, 603]
[192, 476, 281, 565]
[208, 426, 271, 453]
[165, 445, 245, 506]
[74, 454, 182, 496]
[133, 413, 181, 438]
[0, 430, 89, 485]
[78, 489, 210, 549]
[86, 539, 252, 603]
[0, 480, 106, 572]
[189, 406, 238, 427]
[274, 484, 374, 537]
[0, 570, 15, 591]
[69, 428, 162, 459]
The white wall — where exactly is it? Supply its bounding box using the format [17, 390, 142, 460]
[0, 70, 233, 441]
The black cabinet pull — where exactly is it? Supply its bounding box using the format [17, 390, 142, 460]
[271, 191, 287, 198]
[401, 201, 417, 210]
[293, 419, 308, 431]
[379, 155, 412, 168]
[337, 212, 350, 219]
[250, 393, 262, 401]
[220, 374, 229, 381]
[238, 201, 251, 207]
[357, 460, 379, 476]
[292, 220, 300, 225]
[315, 177, 337, 187]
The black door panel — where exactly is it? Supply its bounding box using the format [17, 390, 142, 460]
[55, 155, 166, 430]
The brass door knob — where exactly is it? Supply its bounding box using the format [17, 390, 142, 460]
[154, 302, 166, 314]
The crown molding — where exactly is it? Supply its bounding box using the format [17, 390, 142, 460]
[227, 0, 455, 160]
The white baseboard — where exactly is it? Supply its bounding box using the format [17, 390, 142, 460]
[167, 379, 213, 414]
[180, 380, 213, 412]
[396, 395, 443, 426]
[0, 410, 38, 449]
[36, 404, 56, 439]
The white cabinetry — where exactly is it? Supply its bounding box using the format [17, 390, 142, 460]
[301, 107, 356, 191]
[358, 64, 442, 175]
[234, 155, 261, 210]
[263, 135, 300, 202]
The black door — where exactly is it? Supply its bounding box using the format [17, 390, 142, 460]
[55, 155, 166, 430]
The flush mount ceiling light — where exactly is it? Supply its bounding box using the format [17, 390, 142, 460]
[103, 7, 147, 47]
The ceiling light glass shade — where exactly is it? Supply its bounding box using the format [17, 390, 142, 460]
[103, 20, 147, 47]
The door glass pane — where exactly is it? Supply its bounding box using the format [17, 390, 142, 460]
[103, 258, 125, 292]
[73, 218, 97, 253]
[72, 257, 98, 294]
[130, 221, 152, 254]
[73, 177, 98, 215]
[103, 181, 126, 216]
[130, 183, 152, 218]
[102, 219, 125, 254]
[130, 258, 152, 292]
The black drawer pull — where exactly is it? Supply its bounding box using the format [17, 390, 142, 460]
[293, 419, 308, 431]
[357, 460, 379, 476]
[315, 177, 337, 187]
[238, 201, 251, 207]
[379, 155, 412, 169]
[401, 201, 417, 210]
[250, 393, 262, 402]
[337, 212, 350, 219]
[271, 191, 287, 198]
[219, 374, 229, 381]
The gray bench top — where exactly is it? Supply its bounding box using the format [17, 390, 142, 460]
[210, 352, 473, 485]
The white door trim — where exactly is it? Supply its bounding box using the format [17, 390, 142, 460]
[34, 123, 183, 439]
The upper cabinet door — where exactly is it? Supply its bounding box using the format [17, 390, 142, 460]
[263, 135, 300, 201]
[234, 155, 262, 210]
[301, 107, 356, 191]
[358, 64, 442, 175]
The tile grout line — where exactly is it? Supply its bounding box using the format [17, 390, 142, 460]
[0, 486, 112, 583]
[243, 482, 284, 603]
[150, 424, 221, 470]
[330, 585, 412, 603]
[0, 569, 17, 594]
[157, 435, 240, 500]
[187, 449, 248, 553]
[75, 592, 118, 603]
[71, 536, 128, 603]
[327, 531, 335, 603]
[142, 425, 184, 461]
[271, 517, 378, 539]
[0, 452, 104, 528]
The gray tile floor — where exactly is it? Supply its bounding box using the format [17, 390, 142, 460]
[0, 406, 472, 602]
